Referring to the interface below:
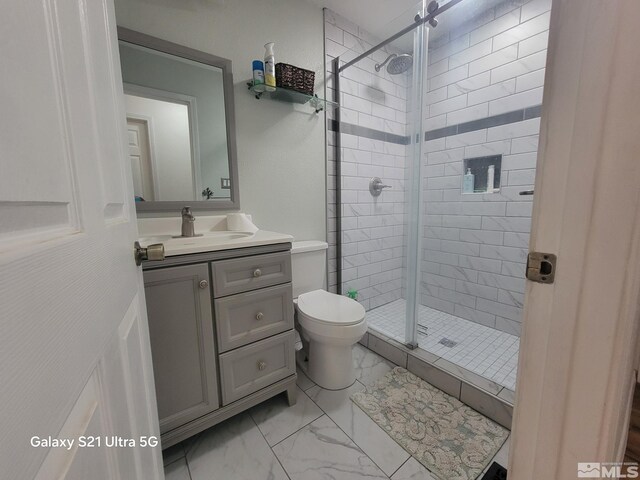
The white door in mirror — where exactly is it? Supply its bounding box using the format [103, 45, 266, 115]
[128, 118, 155, 201]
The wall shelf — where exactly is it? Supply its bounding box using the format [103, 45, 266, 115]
[246, 82, 338, 113]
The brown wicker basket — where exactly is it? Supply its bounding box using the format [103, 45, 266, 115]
[275, 63, 315, 95]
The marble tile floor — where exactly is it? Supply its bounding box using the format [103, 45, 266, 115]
[163, 344, 510, 480]
[366, 299, 519, 390]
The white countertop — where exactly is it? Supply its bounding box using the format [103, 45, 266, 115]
[137, 214, 293, 257]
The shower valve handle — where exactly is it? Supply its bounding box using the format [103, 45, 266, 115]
[369, 177, 392, 197]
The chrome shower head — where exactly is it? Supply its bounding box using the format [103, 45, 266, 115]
[386, 54, 413, 74]
[374, 53, 413, 75]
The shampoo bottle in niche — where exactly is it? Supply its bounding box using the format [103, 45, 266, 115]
[264, 42, 276, 91]
[487, 164, 495, 193]
[463, 168, 475, 193]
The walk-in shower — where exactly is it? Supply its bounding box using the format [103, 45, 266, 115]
[326, 0, 551, 392]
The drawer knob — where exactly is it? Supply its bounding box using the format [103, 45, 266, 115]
[199, 279, 209, 289]
[256, 312, 264, 321]
[257, 361, 267, 371]
[253, 268, 262, 278]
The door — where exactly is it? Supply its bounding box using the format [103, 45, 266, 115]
[127, 118, 156, 201]
[510, 0, 640, 477]
[144, 264, 219, 434]
[0, 1, 162, 479]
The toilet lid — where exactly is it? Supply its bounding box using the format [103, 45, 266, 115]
[297, 290, 366, 326]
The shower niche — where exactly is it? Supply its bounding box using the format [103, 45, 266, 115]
[463, 155, 502, 194]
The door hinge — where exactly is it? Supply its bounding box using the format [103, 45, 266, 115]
[526, 252, 557, 284]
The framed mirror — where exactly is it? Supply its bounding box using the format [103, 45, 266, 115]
[117, 27, 240, 212]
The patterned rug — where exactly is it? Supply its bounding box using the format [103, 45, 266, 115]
[351, 367, 508, 480]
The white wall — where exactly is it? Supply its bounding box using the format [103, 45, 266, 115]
[125, 95, 193, 201]
[115, 0, 326, 241]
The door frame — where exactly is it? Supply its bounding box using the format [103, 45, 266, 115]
[510, 0, 640, 477]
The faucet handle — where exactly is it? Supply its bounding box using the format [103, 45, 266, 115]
[181, 206, 194, 219]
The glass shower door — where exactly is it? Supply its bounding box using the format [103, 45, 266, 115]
[403, 3, 428, 348]
[333, 1, 428, 348]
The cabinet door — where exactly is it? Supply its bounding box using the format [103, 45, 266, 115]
[144, 264, 219, 433]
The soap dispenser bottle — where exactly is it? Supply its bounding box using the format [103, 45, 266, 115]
[264, 42, 276, 92]
[463, 168, 475, 193]
[487, 164, 495, 193]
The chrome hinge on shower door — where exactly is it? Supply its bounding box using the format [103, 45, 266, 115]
[526, 252, 557, 284]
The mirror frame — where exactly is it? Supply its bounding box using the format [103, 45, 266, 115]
[118, 27, 240, 212]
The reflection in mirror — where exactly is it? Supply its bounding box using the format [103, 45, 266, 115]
[118, 36, 238, 208]
[125, 92, 194, 201]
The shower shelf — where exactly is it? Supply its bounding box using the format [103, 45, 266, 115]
[246, 82, 339, 113]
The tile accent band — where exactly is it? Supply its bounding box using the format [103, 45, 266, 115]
[328, 119, 410, 145]
[425, 105, 543, 141]
[327, 105, 542, 145]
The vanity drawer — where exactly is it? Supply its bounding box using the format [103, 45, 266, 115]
[211, 252, 291, 297]
[219, 331, 295, 405]
[215, 284, 294, 353]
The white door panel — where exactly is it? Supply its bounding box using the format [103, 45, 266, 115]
[510, 0, 640, 477]
[0, 0, 162, 478]
[35, 372, 115, 480]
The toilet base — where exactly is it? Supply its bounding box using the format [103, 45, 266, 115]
[307, 342, 356, 390]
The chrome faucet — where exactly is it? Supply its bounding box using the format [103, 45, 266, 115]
[181, 206, 196, 237]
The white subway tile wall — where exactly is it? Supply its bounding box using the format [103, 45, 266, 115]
[325, 0, 551, 335]
[421, 0, 551, 334]
[324, 9, 411, 310]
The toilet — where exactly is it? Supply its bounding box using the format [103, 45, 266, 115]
[291, 241, 367, 390]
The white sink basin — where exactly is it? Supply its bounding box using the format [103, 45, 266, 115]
[138, 235, 172, 246]
[138, 232, 253, 247]
[168, 231, 254, 246]
[136, 230, 296, 257]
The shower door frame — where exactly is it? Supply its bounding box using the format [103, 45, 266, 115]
[332, 3, 428, 349]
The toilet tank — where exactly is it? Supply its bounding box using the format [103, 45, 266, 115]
[291, 241, 328, 299]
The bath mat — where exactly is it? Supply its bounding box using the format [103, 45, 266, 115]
[480, 462, 508, 480]
[351, 367, 508, 480]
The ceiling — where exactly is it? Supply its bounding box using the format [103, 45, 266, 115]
[306, 0, 425, 47]
[305, 0, 509, 50]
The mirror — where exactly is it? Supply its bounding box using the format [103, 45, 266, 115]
[117, 27, 239, 211]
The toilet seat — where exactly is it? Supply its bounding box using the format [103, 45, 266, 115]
[297, 289, 365, 326]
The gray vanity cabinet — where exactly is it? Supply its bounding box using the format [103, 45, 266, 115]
[143, 264, 219, 434]
[142, 243, 297, 449]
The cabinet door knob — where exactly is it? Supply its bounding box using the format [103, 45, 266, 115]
[253, 268, 262, 278]
[199, 279, 209, 289]
[257, 361, 267, 371]
[255, 312, 264, 321]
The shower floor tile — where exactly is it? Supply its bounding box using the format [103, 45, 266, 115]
[366, 299, 519, 390]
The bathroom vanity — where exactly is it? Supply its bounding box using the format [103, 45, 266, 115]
[139, 222, 297, 449]
[121, 28, 299, 449]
